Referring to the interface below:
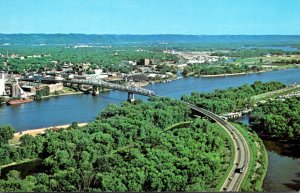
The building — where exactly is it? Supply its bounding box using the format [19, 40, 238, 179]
[74, 63, 90, 72]
[46, 83, 64, 93]
[11, 83, 20, 98]
[94, 69, 103, 75]
[61, 64, 73, 72]
[137, 58, 153, 66]
[0, 73, 6, 95]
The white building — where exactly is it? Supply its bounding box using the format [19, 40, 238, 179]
[0, 73, 6, 95]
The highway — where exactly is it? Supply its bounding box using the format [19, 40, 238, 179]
[186, 103, 250, 192]
[20, 76, 250, 191]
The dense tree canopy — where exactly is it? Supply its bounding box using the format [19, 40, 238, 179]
[182, 81, 285, 114]
[183, 63, 264, 76]
[0, 97, 229, 192]
[250, 97, 300, 139]
[0, 125, 15, 145]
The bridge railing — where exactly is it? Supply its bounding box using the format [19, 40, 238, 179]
[20, 77, 156, 97]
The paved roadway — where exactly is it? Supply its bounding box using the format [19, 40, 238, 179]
[186, 103, 251, 192]
[20, 77, 156, 97]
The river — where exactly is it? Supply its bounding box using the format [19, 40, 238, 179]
[1, 68, 300, 191]
[237, 116, 300, 191]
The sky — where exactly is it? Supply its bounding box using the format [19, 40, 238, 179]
[0, 0, 300, 35]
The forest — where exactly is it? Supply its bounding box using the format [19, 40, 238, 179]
[183, 63, 264, 76]
[0, 97, 230, 192]
[250, 97, 300, 140]
[182, 81, 285, 114]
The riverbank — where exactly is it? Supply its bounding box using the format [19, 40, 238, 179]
[42, 91, 84, 99]
[185, 69, 272, 78]
[10, 122, 88, 145]
[184, 66, 299, 78]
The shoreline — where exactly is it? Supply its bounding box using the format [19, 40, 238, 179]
[186, 70, 272, 78]
[11, 122, 88, 144]
[42, 91, 84, 99]
[185, 66, 299, 78]
[199, 70, 270, 77]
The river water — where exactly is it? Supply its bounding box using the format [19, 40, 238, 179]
[1, 68, 300, 191]
[237, 116, 300, 192]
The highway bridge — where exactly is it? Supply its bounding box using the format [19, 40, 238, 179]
[186, 102, 250, 192]
[20, 76, 156, 101]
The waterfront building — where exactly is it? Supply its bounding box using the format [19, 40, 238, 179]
[0, 73, 6, 95]
[11, 83, 20, 98]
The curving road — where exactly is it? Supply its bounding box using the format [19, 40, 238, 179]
[186, 102, 251, 192]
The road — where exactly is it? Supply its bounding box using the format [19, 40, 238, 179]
[187, 103, 251, 192]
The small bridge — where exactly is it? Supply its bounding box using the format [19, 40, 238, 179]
[20, 76, 156, 101]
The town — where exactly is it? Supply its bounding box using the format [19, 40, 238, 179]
[1, 46, 236, 105]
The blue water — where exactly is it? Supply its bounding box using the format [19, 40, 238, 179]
[1, 68, 300, 131]
[1, 68, 300, 191]
[235, 116, 300, 192]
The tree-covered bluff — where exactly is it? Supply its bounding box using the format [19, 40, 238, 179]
[0, 97, 231, 192]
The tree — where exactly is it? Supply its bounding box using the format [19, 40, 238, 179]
[0, 125, 15, 145]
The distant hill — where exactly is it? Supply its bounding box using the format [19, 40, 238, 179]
[0, 34, 300, 46]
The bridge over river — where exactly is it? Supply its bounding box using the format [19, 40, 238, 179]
[20, 76, 156, 101]
[20, 76, 249, 191]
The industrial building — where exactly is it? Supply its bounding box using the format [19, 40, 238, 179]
[0, 73, 6, 95]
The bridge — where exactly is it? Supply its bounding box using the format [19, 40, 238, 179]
[185, 102, 250, 192]
[20, 76, 156, 102]
[19, 76, 249, 191]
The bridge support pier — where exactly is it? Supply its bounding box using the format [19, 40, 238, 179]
[127, 92, 135, 103]
[92, 86, 99, 95]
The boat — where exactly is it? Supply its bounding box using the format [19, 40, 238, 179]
[7, 99, 33, 105]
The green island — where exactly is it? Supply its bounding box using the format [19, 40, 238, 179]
[0, 97, 233, 192]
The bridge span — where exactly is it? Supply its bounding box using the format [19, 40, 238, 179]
[183, 101, 250, 192]
[20, 76, 156, 101]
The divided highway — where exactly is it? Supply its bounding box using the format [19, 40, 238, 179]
[186, 102, 251, 192]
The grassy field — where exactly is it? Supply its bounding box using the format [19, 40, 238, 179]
[232, 122, 268, 192]
[234, 57, 260, 64]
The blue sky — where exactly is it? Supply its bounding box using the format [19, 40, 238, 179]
[0, 0, 299, 35]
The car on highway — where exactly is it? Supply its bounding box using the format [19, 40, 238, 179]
[235, 166, 244, 173]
